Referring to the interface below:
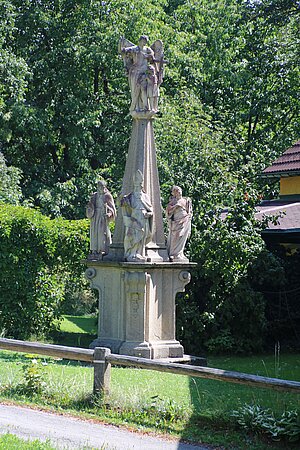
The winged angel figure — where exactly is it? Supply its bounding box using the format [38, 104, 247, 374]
[119, 35, 166, 115]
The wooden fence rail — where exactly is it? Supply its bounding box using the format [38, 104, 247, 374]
[0, 338, 94, 362]
[0, 338, 300, 395]
[107, 353, 300, 393]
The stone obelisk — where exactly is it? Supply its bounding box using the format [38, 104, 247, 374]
[109, 115, 168, 261]
[85, 35, 195, 359]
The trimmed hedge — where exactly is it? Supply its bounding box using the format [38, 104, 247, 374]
[0, 204, 89, 338]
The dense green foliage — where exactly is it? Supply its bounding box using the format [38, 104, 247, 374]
[1, 0, 299, 215]
[0, 0, 300, 348]
[0, 205, 89, 338]
[0, 152, 22, 204]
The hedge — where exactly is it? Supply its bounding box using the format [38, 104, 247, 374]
[0, 204, 89, 339]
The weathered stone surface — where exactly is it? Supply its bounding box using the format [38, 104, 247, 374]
[108, 118, 168, 262]
[121, 170, 153, 262]
[86, 261, 196, 358]
[86, 181, 116, 260]
[119, 36, 166, 116]
[85, 35, 196, 359]
[166, 186, 192, 261]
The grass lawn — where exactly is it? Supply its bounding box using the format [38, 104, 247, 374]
[59, 315, 97, 334]
[49, 314, 97, 348]
[0, 348, 299, 449]
[0, 315, 299, 448]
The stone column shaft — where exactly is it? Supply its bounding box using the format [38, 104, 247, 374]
[109, 118, 167, 261]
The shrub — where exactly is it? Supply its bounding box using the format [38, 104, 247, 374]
[20, 358, 46, 395]
[232, 404, 300, 443]
[0, 204, 89, 338]
[176, 191, 287, 355]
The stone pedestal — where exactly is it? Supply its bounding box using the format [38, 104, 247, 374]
[86, 261, 196, 359]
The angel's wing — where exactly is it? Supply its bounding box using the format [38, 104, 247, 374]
[118, 36, 135, 54]
[150, 39, 164, 61]
[118, 37, 136, 74]
[150, 40, 165, 86]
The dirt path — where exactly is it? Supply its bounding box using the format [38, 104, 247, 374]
[0, 403, 211, 449]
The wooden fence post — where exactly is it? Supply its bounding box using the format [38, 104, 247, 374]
[93, 347, 111, 395]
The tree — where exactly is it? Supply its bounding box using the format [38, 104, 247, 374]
[1, 0, 173, 218]
[0, 152, 22, 204]
[1, 0, 299, 350]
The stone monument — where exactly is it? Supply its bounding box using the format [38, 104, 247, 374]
[85, 35, 196, 359]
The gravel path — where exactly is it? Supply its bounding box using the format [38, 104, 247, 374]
[0, 403, 211, 450]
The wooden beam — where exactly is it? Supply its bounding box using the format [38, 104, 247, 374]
[0, 338, 94, 363]
[93, 347, 111, 395]
[107, 354, 300, 393]
[1, 338, 299, 394]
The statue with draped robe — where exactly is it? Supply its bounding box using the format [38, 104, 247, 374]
[121, 170, 153, 261]
[86, 181, 116, 259]
[119, 35, 166, 114]
[166, 186, 192, 262]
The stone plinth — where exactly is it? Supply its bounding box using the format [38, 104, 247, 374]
[85, 260, 196, 359]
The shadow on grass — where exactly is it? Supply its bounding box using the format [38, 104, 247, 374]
[49, 331, 96, 349]
[0, 351, 30, 363]
[178, 355, 300, 449]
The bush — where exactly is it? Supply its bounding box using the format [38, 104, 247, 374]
[232, 405, 300, 443]
[176, 191, 287, 355]
[0, 204, 89, 338]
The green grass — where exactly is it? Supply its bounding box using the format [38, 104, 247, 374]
[0, 434, 55, 449]
[1, 313, 299, 448]
[0, 349, 299, 449]
[59, 315, 97, 334]
[0, 434, 113, 450]
[49, 314, 97, 348]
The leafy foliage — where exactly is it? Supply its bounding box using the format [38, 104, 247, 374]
[1, 0, 299, 218]
[19, 358, 46, 395]
[0, 152, 22, 204]
[0, 0, 300, 350]
[0, 204, 89, 338]
[176, 190, 286, 354]
[232, 405, 300, 442]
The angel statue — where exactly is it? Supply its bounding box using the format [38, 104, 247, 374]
[119, 35, 166, 115]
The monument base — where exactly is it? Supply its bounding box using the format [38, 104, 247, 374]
[119, 339, 184, 359]
[90, 338, 184, 359]
[85, 260, 196, 359]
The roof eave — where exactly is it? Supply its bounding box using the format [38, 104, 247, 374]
[261, 170, 300, 178]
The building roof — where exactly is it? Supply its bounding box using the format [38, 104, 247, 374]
[263, 140, 300, 176]
[220, 200, 300, 244]
[255, 200, 300, 231]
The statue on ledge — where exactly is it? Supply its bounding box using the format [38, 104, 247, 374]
[86, 181, 116, 259]
[119, 35, 166, 115]
[121, 170, 153, 262]
[166, 186, 192, 262]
